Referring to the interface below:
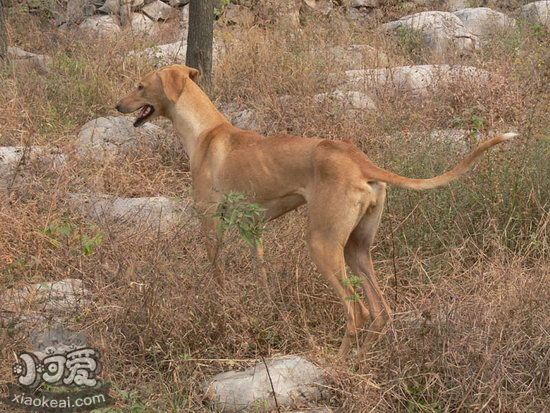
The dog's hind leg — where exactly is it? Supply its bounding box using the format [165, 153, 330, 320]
[307, 187, 370, 357]
[344, 183, 392, 355]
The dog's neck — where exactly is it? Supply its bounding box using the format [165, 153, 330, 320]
[169, 81, 228, 158]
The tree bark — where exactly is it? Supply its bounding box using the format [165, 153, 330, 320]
[0, 0, 8, 60]
[185, 0, 215, 93]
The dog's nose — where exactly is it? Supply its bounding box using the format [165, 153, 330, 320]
[115, 103, 122, 112]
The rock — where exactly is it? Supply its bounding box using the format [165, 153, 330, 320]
[169, 0, 189, 6]
[203, 356, 327, 413]
[1, 279, 92, 329]
[327, 44, 389, 69]
[180, 3, 189, 34]
[99, 0, 144, 14]
[302, 0, 334, 16]
[98, 0, 119, 14]
[130, 41, 187, 66]
[453, 8, 516, 41]
[67, 193, 193, 232]
[221, 4, 255, 27]
[0, 146, 66, 193]
[339, 65, 492, 98]
[129, 12, 157, 34]
[66, 0, 96, 24]
[521, 1, 550, 29]
[314, 90, 377, 111]
[79, 15, 121, 36]
[77, 116, 166, 160]
[219, 103, 264, 131]
[30, 324, 89, 359]
[142, 0, 174, 21]
[350, 0, 378, 8]
[7, 47, 52, 74]
[379, 11, 479, 54]
[444, 0, 470, 11]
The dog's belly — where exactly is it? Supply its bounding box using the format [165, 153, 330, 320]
[261, 194, 306, 221]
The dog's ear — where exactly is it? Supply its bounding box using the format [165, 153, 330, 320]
[157, 67, 186, 103]
[188, 68, 200, 83]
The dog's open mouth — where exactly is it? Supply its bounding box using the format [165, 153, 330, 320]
[134, 104, 155, 127]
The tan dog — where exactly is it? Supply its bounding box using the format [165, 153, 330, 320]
[116, 64, 517, 356]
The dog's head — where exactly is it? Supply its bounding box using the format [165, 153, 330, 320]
[115, 65, 200, 127]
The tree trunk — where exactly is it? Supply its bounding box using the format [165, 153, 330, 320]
[0, 0, 8, 60]
[186, 0, 215, 93]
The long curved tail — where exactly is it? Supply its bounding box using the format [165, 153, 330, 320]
[362, 132, 517, 190]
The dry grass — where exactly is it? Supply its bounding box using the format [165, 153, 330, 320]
[1, 4, 549, 413]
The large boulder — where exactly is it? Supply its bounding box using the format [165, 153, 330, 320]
[453, 8, 516, 41]
[339, 65, 492, 98]
[77, 116, 166, 160]
[203, 356, 328, 412]
[521, 1, 550, 29]
[67, 193, 193, 233]
[79, 15, 121, 36]
[379, 11, 479, 54]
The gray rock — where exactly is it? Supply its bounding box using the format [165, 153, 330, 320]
[77, 116, 166, 160]
[219, 103, 264, 131]
[302, 0, 334, 16]
[169, 0, 189, 6]
[67, 193, 193, 232]
[521, 1, 550, 29]
[7, 46, 52, 73]
[142, 0, 174, 21]
[327, 44, 389, 69]
[98, 0, 119, 14]
[203, 356, 327, 413]
[350, 0, 378, 8]
[130, 41, 187, 65]
[0, 146, 66, 193]
[0, 279, 92, 328]
[79, 15, 121, 36]
[129, 12, 157, 34]
[453, 8, 516, 40]
[379, 11, 479, 54]
[66, 0, 96, 24]
[314, 90, 377, 111]
[30, 324, 89, 357]
[340, 64, 491, 97]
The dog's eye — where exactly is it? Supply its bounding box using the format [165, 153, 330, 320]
[137, 85, 144, 91]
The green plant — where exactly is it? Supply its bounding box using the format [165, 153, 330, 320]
[214, 192, 266, 246]
[82, 232, 103, 256]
